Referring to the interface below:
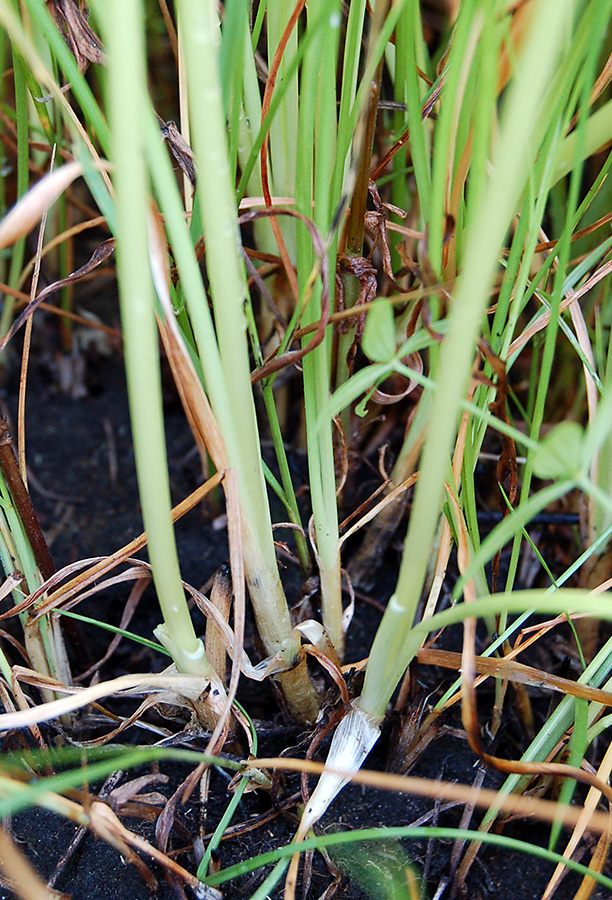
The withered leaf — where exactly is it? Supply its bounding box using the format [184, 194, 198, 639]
[0, 238, 115, 355]
[46, 0, 105, 72]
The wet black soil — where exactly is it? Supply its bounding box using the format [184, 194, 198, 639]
[0, 326, 609, 900]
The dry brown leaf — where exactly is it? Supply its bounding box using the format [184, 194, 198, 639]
[509, 258, 612, 359]
[417, 648, 612, 707]
[47, 0, 105, 71]
[0, 670, 216, 731]
[88, 802, 220, 897]
[30, 473, 224, 620]
[0, 239, 115, 355]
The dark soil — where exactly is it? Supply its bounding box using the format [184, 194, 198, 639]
[0, 320, 609, 900]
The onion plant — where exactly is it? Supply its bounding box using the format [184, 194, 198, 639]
[294, 0, 612, 833]
[3, 0, 612, 894]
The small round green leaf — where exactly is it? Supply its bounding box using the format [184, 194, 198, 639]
[362, 300, 396, 362]
[533, 421, 584, 479]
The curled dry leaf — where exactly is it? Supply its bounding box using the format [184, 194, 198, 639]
[237, 206, 331, 384]
[371, 352, 423, 404]
[47, 0, 105, 72]
[87, 802, 158, 891]
[0, 239, 116, 355]
[108, 773, 169, 813]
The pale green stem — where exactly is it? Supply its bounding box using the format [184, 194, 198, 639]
[554, 97, 612, 186]
[175, 0, 318, 720]
[175, 0, 288, 642]
[98, 0, 208, 677]
[359, 0, 578, 720]
[296, 0, 344, 655]
[236, 23, 309, 570]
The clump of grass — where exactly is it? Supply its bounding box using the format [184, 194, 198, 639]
[2, 1, 612, 897]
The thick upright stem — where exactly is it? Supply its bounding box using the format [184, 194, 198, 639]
[101, 0, 210, 679]
[176, 0, 319, 721]
[296, 0, 344, 656]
